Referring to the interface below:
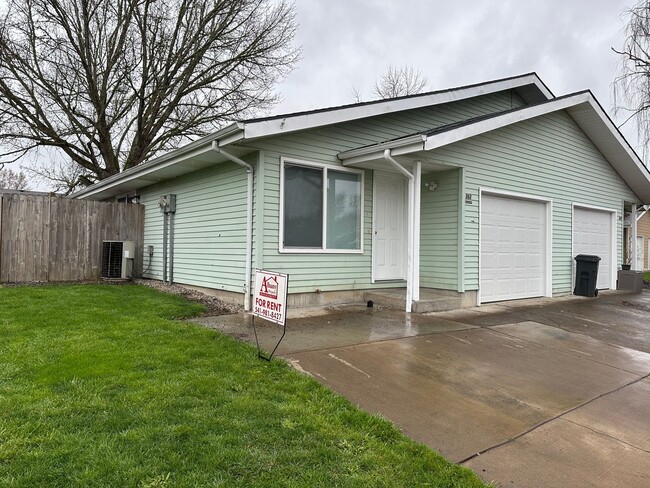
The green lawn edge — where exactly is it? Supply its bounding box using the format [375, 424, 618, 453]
[0, 284, 488, 487]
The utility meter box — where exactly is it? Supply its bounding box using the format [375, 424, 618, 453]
[159, 194, 177, 214]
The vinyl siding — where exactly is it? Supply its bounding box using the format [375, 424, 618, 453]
[139, 160, 250, 292]
[250, 90, 524, 293]
[420, 169, 460, 289]
[426, 110, 639, 295]
[255, 149, 375, 293]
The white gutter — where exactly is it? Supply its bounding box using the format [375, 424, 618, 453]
[212, 141, 254, 312]
[383, 149, 421, 312]
[242, 74, 552, 140]
[340, 135, 426, 162]
[73, 123, 244, 200]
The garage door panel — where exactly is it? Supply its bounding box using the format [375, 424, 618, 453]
[573, 207, 612, 290]
[481, 194, 547, 303]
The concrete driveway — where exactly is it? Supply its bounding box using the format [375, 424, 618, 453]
[192, 291, 650, 487]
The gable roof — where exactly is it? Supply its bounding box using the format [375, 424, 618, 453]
[72, 73, 552, 200]
[72, 73, 650, 203]
[339, 91, 650, 203]
[239, 72, 552, 124]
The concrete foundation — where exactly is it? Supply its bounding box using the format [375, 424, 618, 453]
[174, 282, 477, 313]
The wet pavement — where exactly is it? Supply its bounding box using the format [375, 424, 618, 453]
[190, 290, 650, 488]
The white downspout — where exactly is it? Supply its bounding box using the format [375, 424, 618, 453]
[212, 141, 254, 311]
[413, 161, 421, 302]
[383, 149, 415, 312]
[631, 204, 638, 270]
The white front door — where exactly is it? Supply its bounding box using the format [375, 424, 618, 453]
[637, 236, 645, 270]
[573, 207, 613, 289]
[373, 172, 407, 281]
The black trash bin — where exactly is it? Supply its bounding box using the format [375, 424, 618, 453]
[574, 254, 601, 297]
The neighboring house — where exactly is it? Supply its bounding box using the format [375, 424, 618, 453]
[637, 208, 650, 271]
[73, 73, 650, 312]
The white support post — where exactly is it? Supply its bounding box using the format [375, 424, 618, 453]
[406, 176, 414, 312]
[383, 150, 415, 312]
[412, 161, 421, 302]
[632, 204, 638, 270]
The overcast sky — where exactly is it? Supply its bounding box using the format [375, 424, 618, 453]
[274, 0, 640, 146]
[7, 0, 646, 188]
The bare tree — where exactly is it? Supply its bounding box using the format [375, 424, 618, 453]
[27, 155, 85, 194]
[0, 0, 299, 190]
[373, 65, 427, 99]
[613, 1, 650, 159]
[0, 166, 29, 190]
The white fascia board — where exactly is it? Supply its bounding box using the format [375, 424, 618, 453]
[571, 98, 649, 199]
[420, 91, 650, 203]
[424, 93, 592, 151]
[73, 123, 244, 200]
[339, 135, 426, 165]
[242, 74, 551, 140]
[74, 144, 215, 200]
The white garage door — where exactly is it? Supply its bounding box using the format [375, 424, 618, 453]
[481, 194, 547, 303]
[573, 207, 612, 289]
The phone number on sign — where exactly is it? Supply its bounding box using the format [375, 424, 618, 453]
[254, 306, 283, 322]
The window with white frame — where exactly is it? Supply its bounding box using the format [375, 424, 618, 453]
[281, 160, 363, 252]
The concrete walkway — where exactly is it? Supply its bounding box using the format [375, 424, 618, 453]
[191, 291, 650, 487]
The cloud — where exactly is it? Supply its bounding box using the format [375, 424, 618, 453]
[276, 0, 636, 122]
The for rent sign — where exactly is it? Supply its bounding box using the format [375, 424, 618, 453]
[253, 270, 288, 326]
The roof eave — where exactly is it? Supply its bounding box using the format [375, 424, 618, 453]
[243, 74, 552, 141]
[339, 134, 426, 165]
[340, 92, 650, 203]
[73, 123, 244, 200]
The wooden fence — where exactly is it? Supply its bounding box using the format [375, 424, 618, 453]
[0, 193, 144, 282]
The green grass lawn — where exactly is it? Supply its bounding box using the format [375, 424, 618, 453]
[0, 284, 486, 487]
[644, 271, 650, 283]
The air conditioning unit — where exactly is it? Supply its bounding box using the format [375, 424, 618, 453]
[101, 241, 135, 279]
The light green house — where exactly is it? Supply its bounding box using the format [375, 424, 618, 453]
[74, 73, 650, 312]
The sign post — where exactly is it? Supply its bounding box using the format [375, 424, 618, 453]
[251, 269, 289, 361]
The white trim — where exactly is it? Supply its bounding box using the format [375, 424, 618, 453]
[571, 202, 618, 213]
[457, 168, 466, 293]
[244, 74, 552, 140]
[279, 157, 365, 254]
[339, 92, 650, 203]
[477, 190, 482, 306]
[371, 170, 408, 283]
[341, 136, 426, 165]
[424, 94, 590, 152]
[636, 234, 645, 270]
[632, 204, 639, 270]
[371, 172, 378, 283]
[481, 188, 553, 204]
[73, 124, 244, 200]
[478, 188, 554, 305]
[211, 142, 256, 312]
[412, 161, 422, 302]
[571, 203, 618, 290]
[382, 151, 417, 312]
